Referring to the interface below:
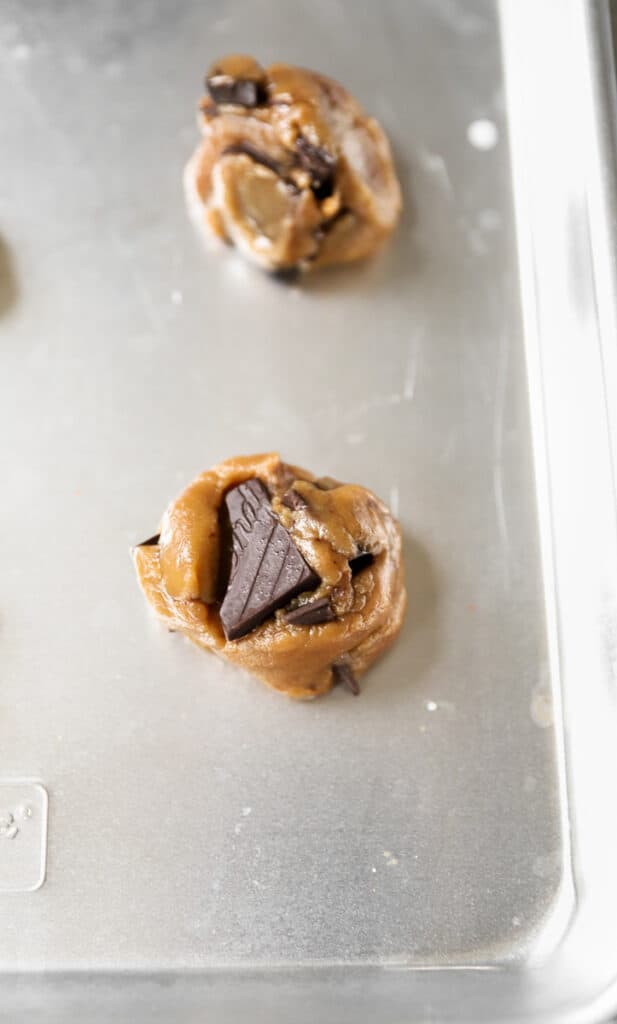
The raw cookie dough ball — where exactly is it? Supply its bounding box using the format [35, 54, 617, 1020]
[133, 453, 406, 699]
[184, 56, 402, 274]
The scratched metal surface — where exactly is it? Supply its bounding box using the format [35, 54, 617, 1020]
[1, 0, 617, 1021]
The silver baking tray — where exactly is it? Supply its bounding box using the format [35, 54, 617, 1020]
[2, 0, 617, 1020]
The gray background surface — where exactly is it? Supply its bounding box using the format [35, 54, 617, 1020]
[0, 0, 564, 970]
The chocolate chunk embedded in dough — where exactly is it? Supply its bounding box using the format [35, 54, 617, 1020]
[137, 533, 160, 547]
[208, 77, 263, 107]
[284, 597, 336, 627]
[206, 55, 266, 108]
[222, 143, 283, 177]
[220, 479, 320, 641]
[349, 551, 374, 576]
[295, 135, 336, 199]
[281, 488, 308, 511]
[332, 662, 360, 696]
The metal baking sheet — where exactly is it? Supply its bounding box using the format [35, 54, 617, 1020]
[2, 0, 617, 1020]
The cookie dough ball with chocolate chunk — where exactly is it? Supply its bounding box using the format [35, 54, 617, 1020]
[133, 453, 406, 699]
[184, 56, 402, 274]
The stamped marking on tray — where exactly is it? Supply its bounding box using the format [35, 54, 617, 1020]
[0, 782, 48, 892]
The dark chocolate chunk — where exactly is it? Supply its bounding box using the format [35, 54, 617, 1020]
[332, 662, 360, 696]
[295, 135, 336, 199]
[349, 551, 374, 576]
[284, 597, 335, 627]
[137, 533, 160, 547]
[281, 488, 308, 511]
[207, 76, 266, 108]
[220, 479, 320, 641]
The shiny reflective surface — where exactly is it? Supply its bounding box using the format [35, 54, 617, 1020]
[1, 0, 616, 1020]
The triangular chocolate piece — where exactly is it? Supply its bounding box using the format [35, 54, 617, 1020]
[220, 480, 320, 641]
[137, 533, 160, 547]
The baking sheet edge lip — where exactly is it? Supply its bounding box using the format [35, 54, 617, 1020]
[499, 0, 617, 1011]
